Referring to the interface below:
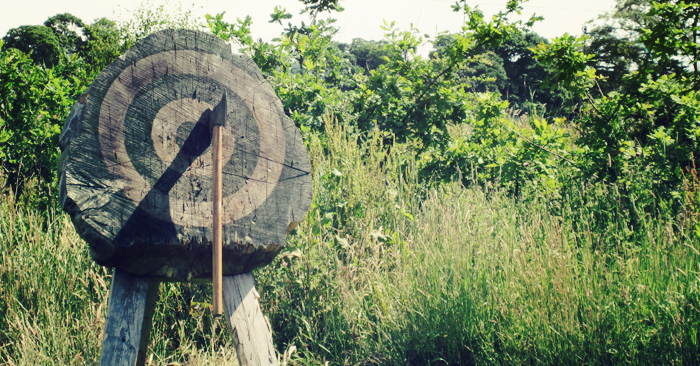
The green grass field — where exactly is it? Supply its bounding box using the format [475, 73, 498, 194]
[1, 116, 699, 365]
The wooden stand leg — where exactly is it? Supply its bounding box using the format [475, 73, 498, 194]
[136, 277, 159, 366]
[222, 273, 279, 366]
[100, 268, 159, 366]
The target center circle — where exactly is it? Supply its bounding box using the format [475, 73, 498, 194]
[151, 98, 236, 179]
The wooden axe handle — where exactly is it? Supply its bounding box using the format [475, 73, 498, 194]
[211, 92, 227, 317]
[212, 123, 224, 316]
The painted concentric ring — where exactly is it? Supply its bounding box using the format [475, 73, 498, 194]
[97, 50, 286, 228]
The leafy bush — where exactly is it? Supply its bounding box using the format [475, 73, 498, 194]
[0, 42, 83, 204]
[532, 0, 700, 204]
[420, 93, 574, 197]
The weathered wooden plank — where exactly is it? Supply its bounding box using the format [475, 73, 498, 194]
[58, 29, 312, 280]
[100, 268, 159, 366]
[223, 273, 278, 366]
[136, 277, 159, 366]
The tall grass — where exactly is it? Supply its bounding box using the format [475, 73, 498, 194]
[384, 184, 699, 365]
[257, 116, 700, 365]
[1, 114, 699, 365]
[0, 187, 108, 365]
[0, 183, 238, 365]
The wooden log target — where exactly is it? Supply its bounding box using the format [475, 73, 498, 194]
[59, 29, 312, 281]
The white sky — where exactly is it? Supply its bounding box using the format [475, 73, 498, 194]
[1, 0, 616, 56]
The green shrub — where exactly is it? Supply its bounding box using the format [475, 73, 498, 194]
[0, 43, 83, 205]
[419, 93, 575, 198]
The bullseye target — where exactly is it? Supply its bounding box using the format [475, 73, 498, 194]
[99, 50, 285, 227]
[58, 29, 312, 280]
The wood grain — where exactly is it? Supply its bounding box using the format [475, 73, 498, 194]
[58, 29, 312, 280]
[100, 268, 159, 366]
[223, 273, 278, 366]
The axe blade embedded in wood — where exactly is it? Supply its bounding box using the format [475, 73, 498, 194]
[210, 90, 228, 131]
[211, 91, 227, 317]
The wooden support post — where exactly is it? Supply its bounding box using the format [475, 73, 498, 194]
[136, 278, 159, 366]
[223, 273, 279, 366]
[100, 268, 159, 366]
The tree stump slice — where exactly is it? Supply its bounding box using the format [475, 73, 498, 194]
[58, 29, 312, 280]
[223, 273, 278, 366]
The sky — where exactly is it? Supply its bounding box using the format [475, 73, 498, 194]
[1, 0, 617, 56]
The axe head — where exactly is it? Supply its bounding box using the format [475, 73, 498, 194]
[209, 91, 228, 135]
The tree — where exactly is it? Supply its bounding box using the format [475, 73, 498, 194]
[584, 0, 656, 94]
[1, 25, 62, 67]
[80, 18, 127, 75]
[118, 0, 201, 45]
[0, 14, 125, 203]
[493, 31, 569, 114]
[351, 0, 541, 149]
[430, 33, 507, 93]
[533, 0, 700, 197]
[345, 38, 398, 74]
[44, 13, 86, 55]
[0, 42, 81, 202]
[430, 30, 568, 116]
[641, 0, 700, 83]
[583, 0, 700, 92]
